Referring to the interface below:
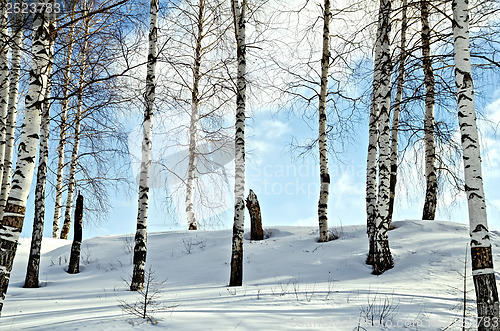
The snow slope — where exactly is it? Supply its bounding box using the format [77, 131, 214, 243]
[1, 220, 497, 330]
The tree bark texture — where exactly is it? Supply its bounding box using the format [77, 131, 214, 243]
[420, 0, 438, 221]
[0, 4, 23, 220]
[185, 0, 205, 231]
[246, 189, 263, 240]
[131, 0, 158, 291]
[0, 1, 54, 313]
[0, 0, 10, 200]
[387, 0, 407, 227]
[369, 0, 394, 275]
[317, 0, 331, 243]
[24, 37, 55, 287]
[229, 0, 246, 287]
[53, 7, 76, 238]
[452, 0, 499, 328]
[60, 4, 89, 240]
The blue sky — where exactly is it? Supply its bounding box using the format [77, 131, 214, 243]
[18, 85, 500, 241]
[15, 0, 500, 242]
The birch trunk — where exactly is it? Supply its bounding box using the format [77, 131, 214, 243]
[0, 1, 54, 312]
[60, 109, 81, 239]
[0, 0, 10, 195]
[131, 0, 157, 291]
[317, 0, 331, 243]
[366, 5, 384, 266]
[452, 0, 499, 328]
[53, 13, 76, 238]
[366, 104, 378, 264]
[229, 0, 246, 287]
[60, 5, 89, 240]
[185, 0, 205, 231]
[388, 0, 407, 227]
[0, 4, 23, 219]
[24, 36, 55, 288]
[371, 0, 394, 275]
[420, 0, 438, 221]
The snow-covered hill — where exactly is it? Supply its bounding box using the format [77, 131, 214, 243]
[1, 220, 497, 330]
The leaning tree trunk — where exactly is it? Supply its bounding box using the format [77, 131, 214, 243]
[420, 0, 438, 221]
[53, 15, 76, 239]
[452, 0, 499, 328]
[67, 194, 83, 274]
[185, 0, 205, 231]
[387, 0, 407, 228]
[24, 38, 55, 288]
[0, 1, 54, 313]
[317, 0, 331, 243]
[0, 0, 10, 196]
[60, 9, 89, 240]
[0, 4, 23, 219]
[246, 189, 263, 240]
[229, 0, 246, 287]
[130, 0, 158, 291]
[371, 0, 394, 275]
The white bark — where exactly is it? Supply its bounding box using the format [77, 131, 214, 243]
[60, 2, 88, 240]
[60, 98, 83, 239]
[366, 104, 378, 263]
[0, 0, 54, 312]
[24, 37, 55, 287]
[229, 0, 246, 287]
[452, 0, 499, 327]
[53, 10, 76, 238]
[369, 0, 394, 274]
[131, 0, 158, 291]
[185, 0, 205, 231]
[317, 0, 331, 243]
[0, 0, 10, 197]
[421, 0, 437, 220]
[0, 4, 23, 219]
[388, 0, 407, 227]
[366, 1, 384, 266]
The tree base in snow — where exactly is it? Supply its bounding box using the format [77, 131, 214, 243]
[473, 273, 499, 331]
[371, 239, 394, 275]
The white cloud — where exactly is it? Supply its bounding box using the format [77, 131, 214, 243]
[248, 119, 291, 155]
[259, 120, 291, 139]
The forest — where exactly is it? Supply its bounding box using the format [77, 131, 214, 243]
[0, 0, 499, 329]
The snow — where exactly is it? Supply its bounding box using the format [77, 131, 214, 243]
[1, 220, 497, 330]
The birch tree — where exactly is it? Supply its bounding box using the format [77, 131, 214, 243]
[387, 0, 407, 227]
[0, 2, 23, 219]
[131, 0, 158, 291]
[0, 0, 10, 193]
[53, 0, 132, 237]
[452, 0, 499, 327]
[366, 0, 394, 274]
[159, 0, 233, 230]
[229, 0, 246, 287]
[24, 34, 56, 288]
[0, 0, 55, 312]
[316, 0, 331, 243]
[60, 9, 90, 239]
[53, 4, 77, 238]
[420, 0, 438, 221]
[184, 0, 206, 231]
